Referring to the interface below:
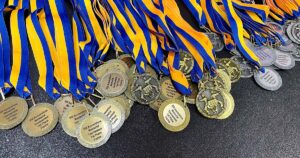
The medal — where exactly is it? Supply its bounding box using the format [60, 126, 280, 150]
[178, 50, 194, 75]
[286, 23, 298, 44]
[128, 64, 158, 78]
[96, 70, 128, 97]
[216, 91, 235, 120]
[76, 112, 112, 148]
[95, 59, 129, 79]
[185, 81, 199, 105]
[158, 99, 190, 132]
[292, 46, 300, 61]
[198, 70, 231, 92]
[196, 89, 228, 119]
[217, 58, 241, 83]
[94, 99, 125, 133]
[131, 74, 161, 104]
[112, 95, 132, 119]
[273, 50, 295, 70]
[22, 96, 59, 137]
[117, 54, 135, 69]
[206, 32, 224, 52]
[290, 23, 300, 44]
[149, 98, 164, 111]
[0, 91, 28, 130]
[61, 103, 91, 137]
[159, 77, 182, 100]
[54, 94, 74, 120]
[253, 46, 277, 67]
[124, 76, 136, 101]
[231, 56, 254, 78]
[254, 67, 282, 91]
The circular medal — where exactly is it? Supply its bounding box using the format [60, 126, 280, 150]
[131, 74, 161, 104]
[274, 49, 295, 70]
[217, 58, 241, 83]
[179, 51, 194, 75]
[253, 46, 277, 67]
[61, 104, 91, 137]
[198, 70, 231, 92]
[254, 67, 282, 91]
[54, 94, 73, 120]
[286, 23, 298, 43]
[160, 77, 182, 100]
[95, 59, 129, 79]
[118, 54, 135, 69]
[0, 97, 28, 130]
[128, 64, 158, 78]
[112, 95, 131, 119]
[231, 56, 254, 78]
[124, 76, 136, 101]
[76, 112, 112, 148]
[96, 71, 128, 97]
[158, 99, 190, 132]
[291, 23, 300, 44]
[217, 91, 235, 120]
[206, 32, 224, 52]
[94, 99, 125, 133]
[186, 81, 199, 105]
[196, 89, 228, 119]
[149, 98, 164, 111]
[22, 103, 59, 137]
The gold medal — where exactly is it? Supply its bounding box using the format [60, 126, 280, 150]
[198, 69, 231, 92]
[94, 99, 126, 133]
[112, 95, 131, 119]
[158, 99, 190, 132]
[124, 76, 136, 101]
[149, 98, 164, 111]
[95, 59, 129, 79]
[185, 81, 199, 105]
[54, 94, 73, 120]
[160, 77, 182, 100]
[128, 64, 158, 78]
[22, 103, 59, 137]
[217, 91, 235, 120]
[179, 50, 194, 75]
[0, 97, 28, 130]
[217, 58, 241, 83]
[76, 112, 112, 148]
[61, 103, 91, 137]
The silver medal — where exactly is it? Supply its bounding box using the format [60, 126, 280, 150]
[206, 33, 224, 52]
[254, 67, 282, 91]
[273, 49, 295, 70]
[292, 45, 300, 61]
[286, 23, 298, 44]
[230, 56, 254, 78]
[291, 23, 300, 44]
[252, 46, 277, 67]
[131, 74, 161, 104]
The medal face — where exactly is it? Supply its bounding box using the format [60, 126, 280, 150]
[196, 89, 227, 119]
[96, 71, 128, 97]
[128, 64, 158, 78]
[0, 97, 28, 130]
[217, 91, 235, 120]
[160, 77, 182, 100]
[254, 67, 282, 91]
[61, 104, 90, 137]
[95, 59, 129, 79]
[198, 71, 230, 93]
[95, 99, 125, 133]
[206, 33, 224, 52]
[131, 74, 161, 104]
[217, 58, 241, 83]
[54, 95, 73, 119]
[274, 50, 295, 70]
[286, 23, 298, 43]
[112, 95, 131, 119]
[186, 82, 199, 105]
[158, 99, 190, 132]
[179, 51, 194, 75]
[253, 46, 277, 67]
[118, 54, 135, 69]
[291, 23, 300, 44]
[149, 98, 164, 111]
[22, 103, 59, 137]
[76, 112, 112, 149]
[231, 56, 254, 78]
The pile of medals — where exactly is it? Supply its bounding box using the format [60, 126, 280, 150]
[1, 0, 300, 149]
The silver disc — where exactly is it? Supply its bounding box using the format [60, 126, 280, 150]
[273, 49, 295, 70]
[254, 67, 282, 91]
[206, 33, 224, 52]
[291, 23, 300, 44]
[286, 23, 298, 43]
[253, 46, 277, 67]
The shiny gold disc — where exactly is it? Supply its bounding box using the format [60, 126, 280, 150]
[160, 77, 182, 100]
[217, 91, 235, 120]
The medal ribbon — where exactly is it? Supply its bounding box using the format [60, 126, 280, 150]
[0, 0, 12, 94]
[10, 0, 32, 98]
[26, 0, 60, 99]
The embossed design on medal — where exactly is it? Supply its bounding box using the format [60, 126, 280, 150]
[0, 97, 28, 130]
[198, 72, 230, 92]
[231, 56, 254, 78]
[254, 67, 282, 91]
[291, 23, 300, 44]
[160, 77, 182, 100]
[96, 70, 128, 97]
[179, 51, 194, 75]
[128, 64, 158, 78]
[22, 101, 59, 137]
[217, 58, 241, 83]
[94, 99, 125, 133]
[286, 23, 298, 44]
[196, 89, 227, 119]
[273, 49, 295, 70]
[131, 74, 161, 105]
[76, 112, 112, 149]
[206, 32, 224, 52]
